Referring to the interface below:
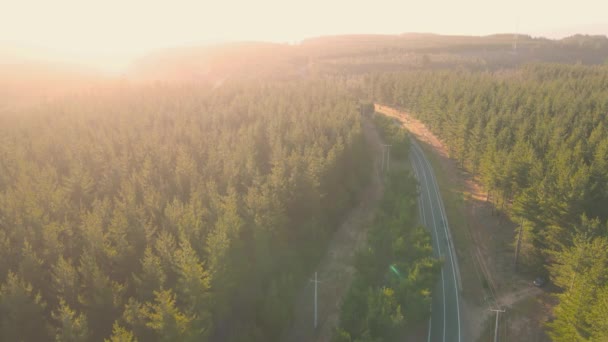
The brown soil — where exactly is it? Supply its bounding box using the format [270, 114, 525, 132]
[376, 104, 551, 342]
[281, 115, 385, 342]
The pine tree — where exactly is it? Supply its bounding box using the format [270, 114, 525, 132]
[52, 256, 79, 307]
[78, 252, 124, 339]
[52, 300, 89, 342]
[141, 290, 197, 342]
[133, 247, 166, 302]
[548, 236, 608, 341]
[0, 272, 49, 341]
[174, 240, 211, 331]
[105, 322, 137, 342]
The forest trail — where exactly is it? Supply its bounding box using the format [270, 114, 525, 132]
[281, 115, 385, 342]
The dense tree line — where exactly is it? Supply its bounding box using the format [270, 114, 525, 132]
[333, 115, 440, 341]
[0, 80, 371, 341]
[367, 64, 608, 340]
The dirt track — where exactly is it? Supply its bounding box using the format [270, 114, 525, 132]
[281, 115, 385, 342]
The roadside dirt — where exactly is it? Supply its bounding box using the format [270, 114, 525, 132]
[376, 104, 551, 342]
[281, 115, 385, 342]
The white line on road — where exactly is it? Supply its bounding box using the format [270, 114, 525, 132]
[412, 153, 436, 342]
[412, 145, 446, 342]
[413, 141, 461, 342]
[428, 316, 432, 342]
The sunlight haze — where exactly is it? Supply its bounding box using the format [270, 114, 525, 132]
[1, 0, 607, 72]
[3, 0, 608, 341]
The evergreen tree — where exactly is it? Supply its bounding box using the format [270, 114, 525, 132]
[0, 272, 49, 341]
[52, 300, 89, 342]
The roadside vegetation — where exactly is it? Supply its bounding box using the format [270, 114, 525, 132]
[368, 64, 608, 340]
[333, 115, 440, 342]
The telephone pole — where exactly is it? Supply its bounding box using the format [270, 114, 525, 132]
[381, 144, 392, 172]
[514, 218, 524, 271]
[490, 308, 506, 342]
[310, 272, 322, 329]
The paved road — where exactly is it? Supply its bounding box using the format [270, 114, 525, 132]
[409, 138, 462, 342]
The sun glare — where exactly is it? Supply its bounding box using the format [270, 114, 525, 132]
[1, 0, 607, 71]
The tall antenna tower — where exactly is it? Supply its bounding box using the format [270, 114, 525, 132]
[512, 18, 520, 54]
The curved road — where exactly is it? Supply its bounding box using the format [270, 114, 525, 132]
[410, 138, 462, 342]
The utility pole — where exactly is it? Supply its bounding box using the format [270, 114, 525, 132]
[381, 145, 384, 172]
[310, 272, 322, 329]
[382, 144, 392, 172]
[514, 218, 524, 271]
[386, 145, 390, 171]
[490, 308, 506, 342]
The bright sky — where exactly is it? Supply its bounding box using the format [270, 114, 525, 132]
[1, 0, 607, 72]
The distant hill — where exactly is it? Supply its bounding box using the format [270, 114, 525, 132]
[2, 33, 608, 94]
[560, 34, 608, 48]
[126, 33, 608, 82]
[0, 57, 104, 109]
[126, 42, 301, 84]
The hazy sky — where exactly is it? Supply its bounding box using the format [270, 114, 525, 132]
[1, 0, 607, 71]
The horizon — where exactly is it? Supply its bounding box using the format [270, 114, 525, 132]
[2, 0, 607, 73]
[3, 30, 607, 75]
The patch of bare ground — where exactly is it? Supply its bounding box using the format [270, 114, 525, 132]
[376, 104, 551, 341]
[281, 115, 385, 342]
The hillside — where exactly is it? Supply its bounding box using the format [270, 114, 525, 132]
[0, 59, 104, 109]
[3, 33, 607, 94]
[124, 33, 608, 83]
[126, 42, 301, 83]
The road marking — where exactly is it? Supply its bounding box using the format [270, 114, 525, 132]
[411, 152, 435, 342]
[414, 141, 461, 342]
[413, 141, 462, 342]
[428, 316, 432, 342]
[427, 156, 463, 342]
[411, 145, 446, 342]
[411, 148, 437, 340]
[414, 148, 446, 342]
[414, 141, 462, 288]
